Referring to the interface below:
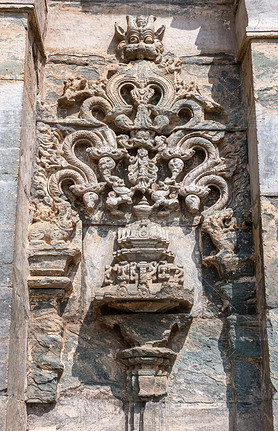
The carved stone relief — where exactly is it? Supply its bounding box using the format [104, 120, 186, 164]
[28, 15, 241, 402]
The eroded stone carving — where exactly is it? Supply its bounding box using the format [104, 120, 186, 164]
[45, 73, 232, 220]
[201, 208, 238, 279]
[201, 208, 253, 281]
[27, 310, 64, 404]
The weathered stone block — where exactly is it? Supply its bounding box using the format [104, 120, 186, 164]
[27, 311, 64, 404]
[228, 315, 262, 360]
[0, 13, 27, 80]
[235, 401, 263, 431]
[261, 197, 278, 308]
[0, 80, 24, 149]
[251, 41, 278, 195]
[0, 395, 7, 430]
[45, 4, 235, 58]
[167, 318, 227, 403]
[233, 359, 262, 403]
[266, 308, 278, 398]
[0, 228, 16, 265]
[27, 389, 125, 431]
[0, 179, 18, 227]
[0, 148, 20, 180]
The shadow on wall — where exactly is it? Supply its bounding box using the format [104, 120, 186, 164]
[72, 303, 192, 431]
[71, 303, 127, 400]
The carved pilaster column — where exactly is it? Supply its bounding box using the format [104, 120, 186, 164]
[236, 1, 278, 429]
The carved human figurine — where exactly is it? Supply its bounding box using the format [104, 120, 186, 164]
[157, 262, 171, 281]
[116, 261, 130, 285]
[106, 178, 133, 217]
[172, 264, 184, 287]
[130, 129, 156, 149]
[104, 265, 114, 286]
[165, 158, 185, 184]
[138, 264, 154, 294]
[129, 262, 139, 284]
[184, 194, 201, 214]
[128, 147, 158, 193]
[98, 156, 117, 184]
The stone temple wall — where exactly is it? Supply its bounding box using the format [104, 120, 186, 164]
[0, 1, 278, 431]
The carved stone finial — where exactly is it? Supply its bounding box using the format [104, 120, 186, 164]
[115, 15, 165, 63]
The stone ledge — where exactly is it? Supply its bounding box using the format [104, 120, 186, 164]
[235, 0, 278, 60]
[236, 32, 278, 61]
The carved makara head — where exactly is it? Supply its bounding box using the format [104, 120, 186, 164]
[115, 15, 165, 63]
[126, 15, 156, 44]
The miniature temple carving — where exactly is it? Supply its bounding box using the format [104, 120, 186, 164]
[27, 15, 240, 402]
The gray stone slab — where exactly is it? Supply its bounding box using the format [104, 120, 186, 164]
[167, 318, 227, 403]
[0, 264, 13, 287]
[0, 228, 15, 265]
[0, 337, 9, 391]
[0, 179, 18, 227]
[45, 4, 235, 58]
[0, 395, 7, 430]
[266, 309, 278, 397]
[251, 41, 278, 195]
[0, 13, 27, 80]
[0, 148, 20, 180]
[0, 286, 12, 340]
[27, 389, 125, 431]
[228, 315, 262, 360]
[0, 80, 24, 150]
[261, 197, 278, 308]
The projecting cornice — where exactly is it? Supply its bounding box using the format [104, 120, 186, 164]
[0, 0, 47, 56]
[235, 0, 278, 60]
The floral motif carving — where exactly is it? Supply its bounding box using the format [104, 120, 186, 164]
[42, 63, 233, 220]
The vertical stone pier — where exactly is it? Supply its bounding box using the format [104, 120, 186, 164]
[236, 0, 278, 429]
[0, 1, 47, 429]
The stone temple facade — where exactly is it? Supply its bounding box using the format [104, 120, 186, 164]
[0, 1, 278, 430]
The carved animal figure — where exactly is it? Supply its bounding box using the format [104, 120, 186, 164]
[201, 208, 238, 278]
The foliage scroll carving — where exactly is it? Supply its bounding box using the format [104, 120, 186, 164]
[28, 15, 241, 401]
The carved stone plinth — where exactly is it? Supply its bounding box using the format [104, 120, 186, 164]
[118, 347, 175, 399]
[100, 313, 192, 399]
[28, 247, 81, 299]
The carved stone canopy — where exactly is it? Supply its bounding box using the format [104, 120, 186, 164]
[95, 216, 193, 313]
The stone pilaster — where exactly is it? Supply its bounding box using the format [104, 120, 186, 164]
[0, 1, 47, 429]
[236, 1, 278, 429]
